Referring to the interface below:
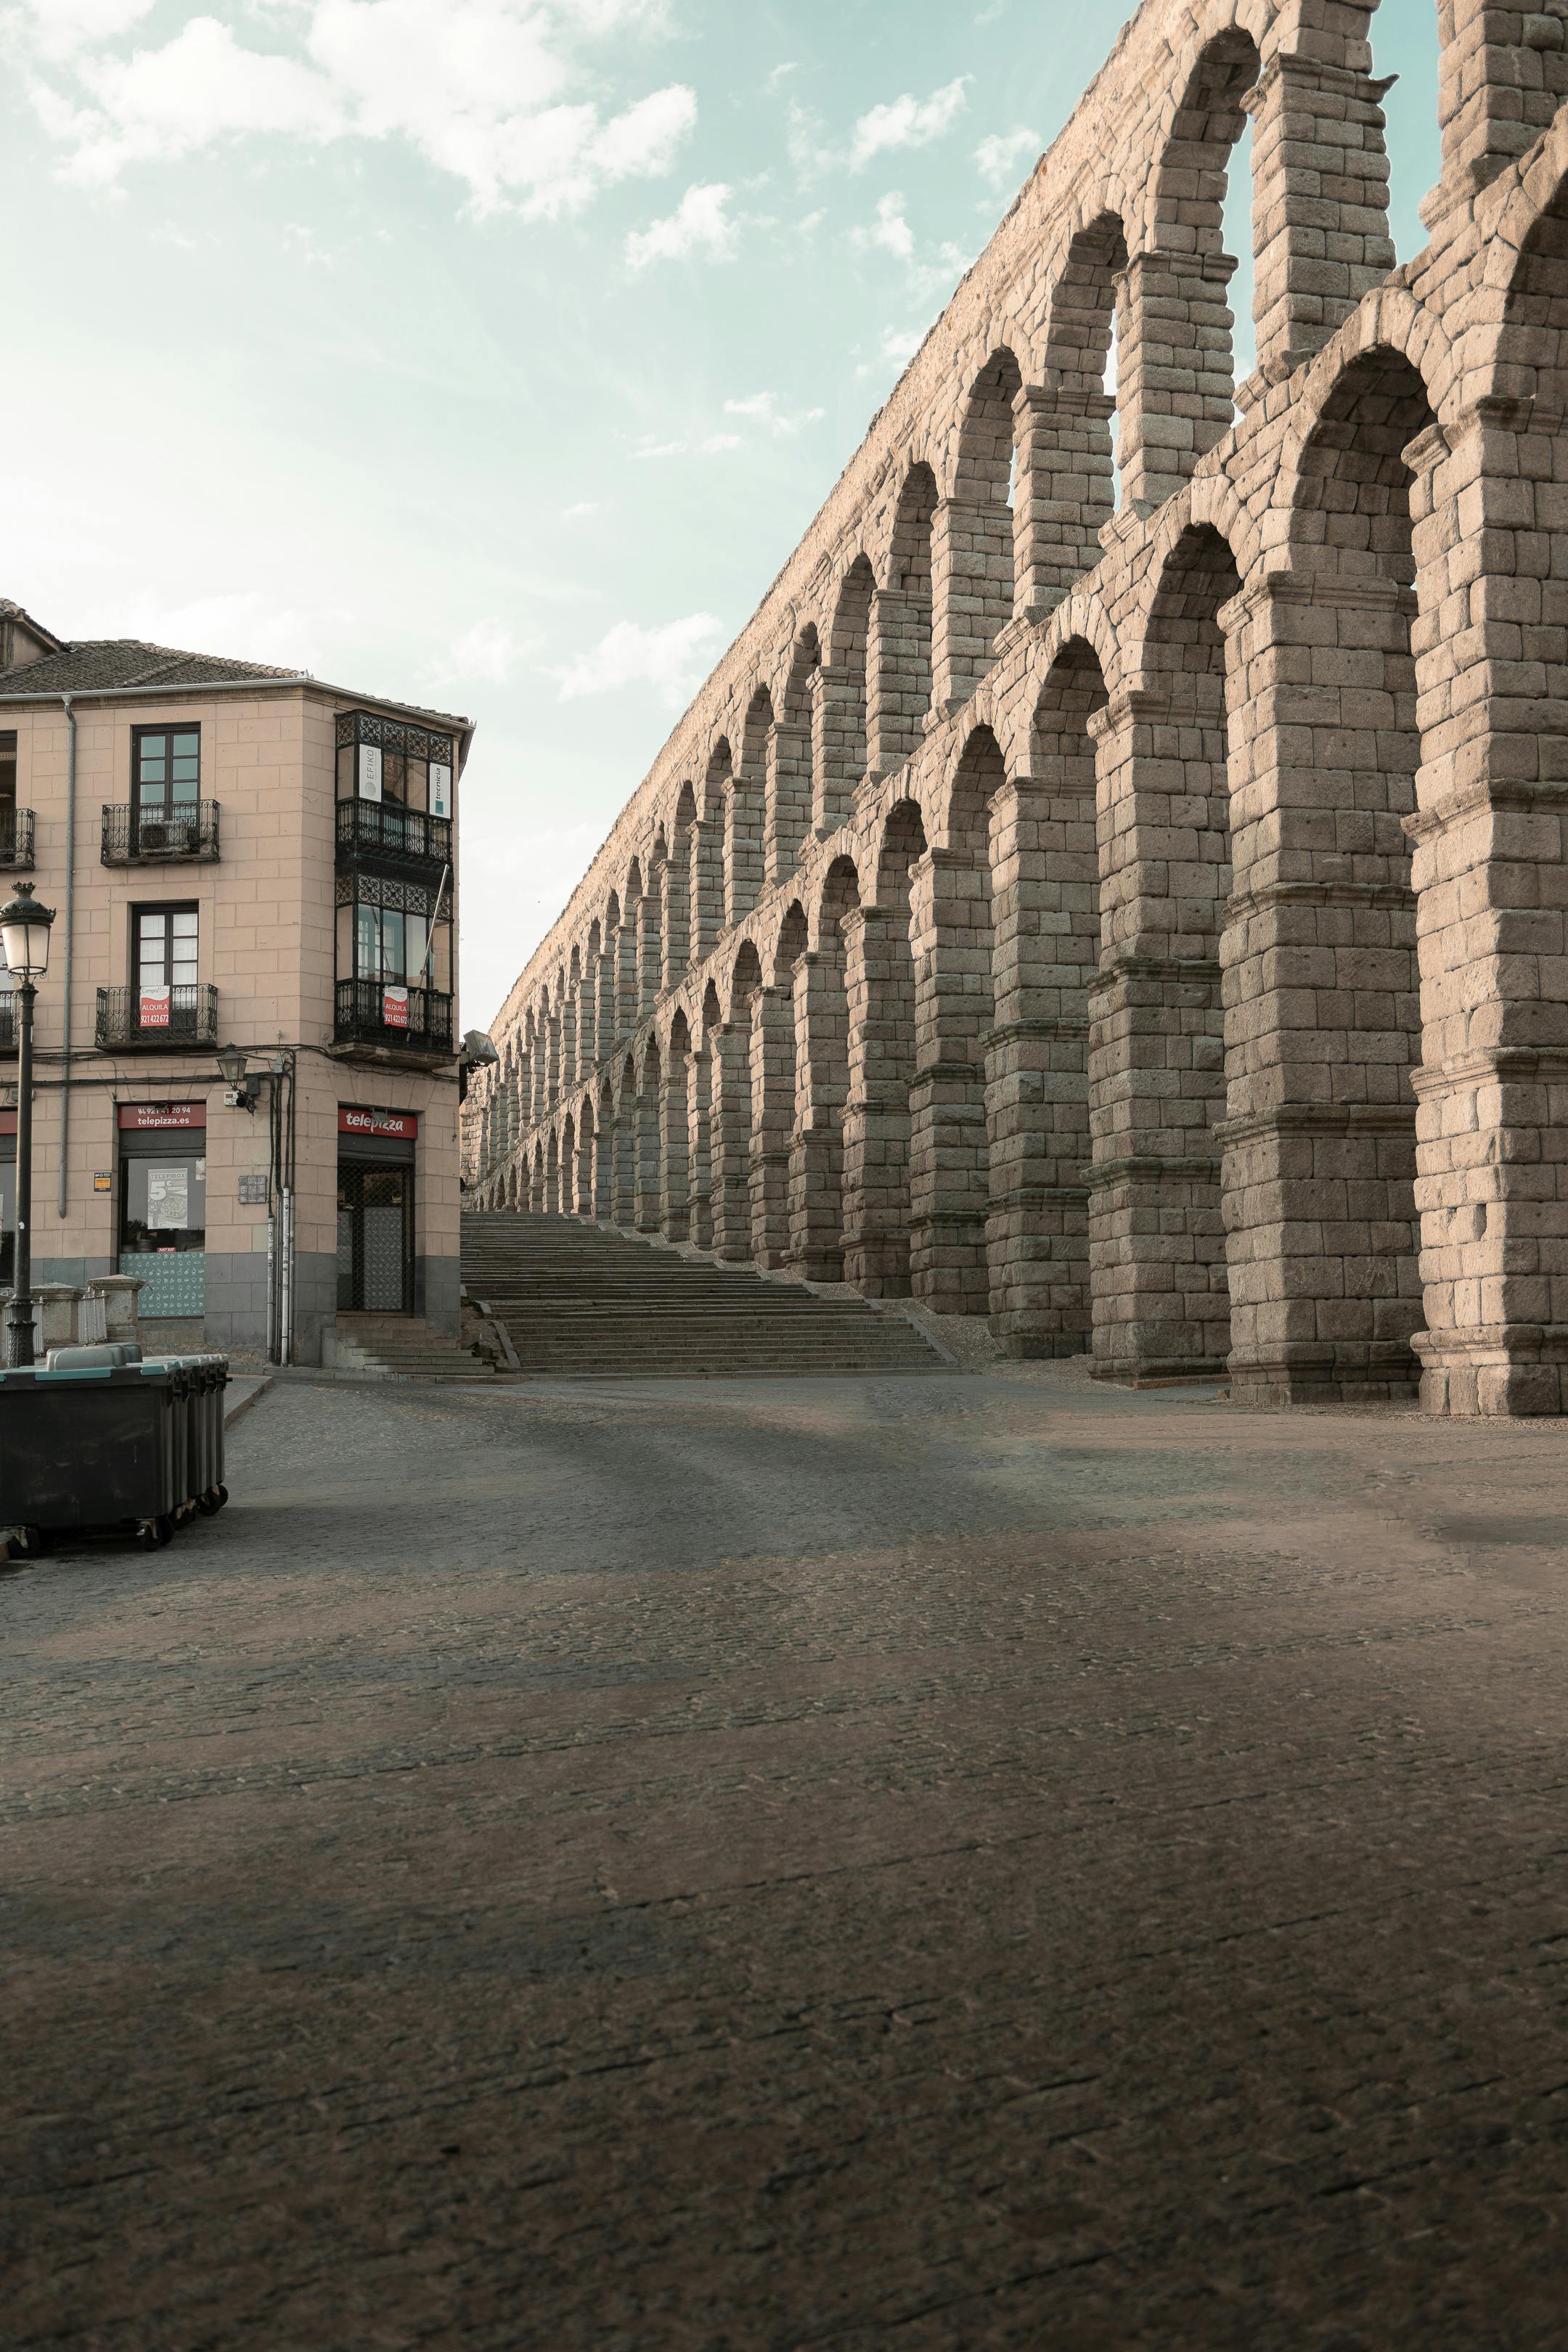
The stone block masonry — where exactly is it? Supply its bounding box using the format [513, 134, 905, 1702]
[467, 0, 1568, 1416]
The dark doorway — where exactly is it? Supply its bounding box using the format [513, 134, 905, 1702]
[337, 1162, 413, 1312]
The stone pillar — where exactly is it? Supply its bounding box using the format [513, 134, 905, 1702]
[986, 777, 1096, 1356]
[611, 1099, 636, 1227]
[634, 1087, 661, 1233]
[544, 1139, 560, 1214]
[1115, 248, 1239, 515]
[1244, 51, 1397, 385]
[689, 815, 724, 964]
[590, 1108, 613, 1220]
[1426, 1, 1568, 219]
[708, 1023, 754, 1260]
[1086, 690, 1229, 1381]
[812, 659, 865, 838]
[545, 1010, 562, 1124]
[637, 888, 661, 1018]
[748, 985, 794, 1267]
[841, 906, 914, 1295]
[907, 847, 992, 1312]
[576, 963, 599, 1085]
[866, 586, 928, 775]
[616, 919, 639, 1041]
[659, 1052, 691, 1242]
[785, 950, 847, 1282]
[528, 1154, 545, 1214]
[661, 853, 690, 990]
[931, 493, 1014, 711]
[725, 783, 764, 926]
[1218, 571, 1423, 1405]
[687, 1048, 714, 1249]
[766, 719, 813, 883]
[1401, 400, 1568, 1413]
[1012, 382, 1116, 622]
[596, 947, 618, 1064]
[35, 1283, 82, 1350]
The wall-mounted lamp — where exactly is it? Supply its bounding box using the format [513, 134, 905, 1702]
[216, 1042, 258, 1113]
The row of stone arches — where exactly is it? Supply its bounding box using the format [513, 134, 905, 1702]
[473, 34, 1568, 1415]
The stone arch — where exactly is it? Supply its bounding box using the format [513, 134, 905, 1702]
[1041, 210, 1129, 544]
[820, 555, 875, 836]
[789, 854, 859, 1281]
[634, 1034, 661, 1232]
[939, 347, 1025, 703]
[1204, 340, 1437, 1405]
[769, 626, 820, 885]
[988, 639, 1109, 1355]
[872, 463, 937, 772]
[1274, 288, 1456, 511]
[843, 796, 928, 1297]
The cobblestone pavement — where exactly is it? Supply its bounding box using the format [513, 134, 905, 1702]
[4, 1369, 1567, 2350]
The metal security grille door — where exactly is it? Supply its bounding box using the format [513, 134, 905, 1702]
[337, 1164, 412, 1312]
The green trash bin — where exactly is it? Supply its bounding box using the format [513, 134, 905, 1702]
[0, 1350, 230, 1552]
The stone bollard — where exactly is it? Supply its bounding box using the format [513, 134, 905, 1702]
[88, 1274, 145, 1344]
[33, 1284, 83, 1352]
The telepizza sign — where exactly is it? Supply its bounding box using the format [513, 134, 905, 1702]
[338, 1106, 419, 1141]
[118, 1103, 207, 1132]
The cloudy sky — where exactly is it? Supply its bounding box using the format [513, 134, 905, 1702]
[0, 0, 1442, 1026]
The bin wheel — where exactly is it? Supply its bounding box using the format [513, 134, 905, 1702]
[139, 1522, 160, 1551]
[196, 1489, 221, 1517]
[155, 1516, 174, 1547]
[9, 1527, 49, 1561]
[216, 1485, 229, 1509]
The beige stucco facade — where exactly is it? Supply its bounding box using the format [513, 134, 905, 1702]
[0, 632, 470, 1363]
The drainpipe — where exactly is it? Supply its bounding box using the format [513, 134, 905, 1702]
[56, 694, 75, 1220]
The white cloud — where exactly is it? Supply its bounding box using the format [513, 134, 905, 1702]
[563, 499, 603, 518]
[10, 0, 156, 62]
[555, 613, 725, 703]
[21, 0, 698, 218]
[852, 323, 926, 381]
[850, 191, 915, 262]
[625, 181, 736, 268]
[444, 617, 519, 684]
[975, 126, 1040, 189]
[722, 391, 824, 437]
[850, 76, 968, 171]
[631, 430, 743, 459]
[118, 589, 322, 669]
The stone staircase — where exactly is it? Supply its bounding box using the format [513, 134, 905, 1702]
[461, 1213, 951, 1379]
[330, 1312, 497, 1384]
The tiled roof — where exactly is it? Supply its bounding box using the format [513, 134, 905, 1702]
[0, 640, 306, 696]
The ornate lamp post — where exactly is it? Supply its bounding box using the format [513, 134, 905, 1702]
[1, 882, 57, 1368]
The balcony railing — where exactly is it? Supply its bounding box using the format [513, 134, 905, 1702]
[0, 809, 35, 870]
[335, 979, 453, 1056]
[0, 998, 15, 1053]
[335, 799, 452, 873]
[97, 984, 221, 1051]
[102, 802, 221, 864]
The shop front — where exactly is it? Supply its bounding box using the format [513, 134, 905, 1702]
[118, 1101, 207, 1319]
[337, 1106, 416, 1313]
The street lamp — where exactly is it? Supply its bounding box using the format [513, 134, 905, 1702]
[216, 1042, 258, 1113]
[1, 882, 57, 1368]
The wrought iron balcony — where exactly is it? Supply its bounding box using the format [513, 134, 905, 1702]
[97, 984, 221, 1051]
[0, 809, 35, 870]
[101, 801, 221, 864]
[336, 798, 452, 875]
[335, 979, 453, 1057]
[0, 998, 15, 1054]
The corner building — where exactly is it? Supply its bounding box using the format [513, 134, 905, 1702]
[0, 603, 470, 1363]
[467, 0, 1568, 1418]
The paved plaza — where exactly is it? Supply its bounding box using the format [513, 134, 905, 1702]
[4, 1368, 1568, 2348]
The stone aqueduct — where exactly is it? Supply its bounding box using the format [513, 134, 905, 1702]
[465, 0, 1568, 1417]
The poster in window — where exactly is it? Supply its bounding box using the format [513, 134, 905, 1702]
[146, 1165, 190, 1230]
[358, 744, 383, 803]
[382, 984, 409, 1030]
[139, 986, 171, 1029]
[429, 761, 452, 819]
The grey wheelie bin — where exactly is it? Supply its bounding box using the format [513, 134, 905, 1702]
[0, 1349, 229, 1553]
